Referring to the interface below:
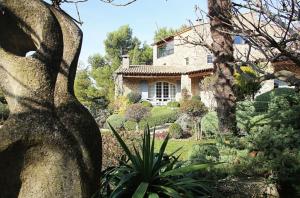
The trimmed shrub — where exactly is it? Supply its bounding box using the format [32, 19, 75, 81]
[167, 101, 180, 108]
[191, 95, 201, 101]
[105, 114, 125, 130]
[124, 120, 137, 131]
[188, 144, 220, 163]
[125, 104, 150, 123]
[139, 106, 179, 129]
[141, 100, 153, 108]
[180, 99, 208, 118]
[254, 88, 296, 112]
[168, 123, 183, 139]
[127, 92, 141, 104]
[201, 111, 219, 137]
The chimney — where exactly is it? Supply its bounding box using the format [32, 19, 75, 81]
[194, 18, 203, 26]
[122, 54, 130, 68]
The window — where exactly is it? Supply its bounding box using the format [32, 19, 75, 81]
[207, 54, 213, 64]
[234, 36, 246, 44]
[157, 40, 174, 58]
[185, 57, 189, 65]
[148, 82, 176, 101]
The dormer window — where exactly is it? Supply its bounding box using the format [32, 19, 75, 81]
[157, 40, 174, 58]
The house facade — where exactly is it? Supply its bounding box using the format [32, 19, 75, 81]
[114, 20, 276, 107]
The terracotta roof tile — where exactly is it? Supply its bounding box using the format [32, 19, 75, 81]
[115, 65, 213, 76]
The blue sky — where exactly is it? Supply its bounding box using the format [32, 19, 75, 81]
[59, 0, 208, 64]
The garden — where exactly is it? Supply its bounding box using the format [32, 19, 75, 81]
[99, 88, 300, 197]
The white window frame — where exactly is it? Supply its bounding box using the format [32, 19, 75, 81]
[148, 81, 176, 105]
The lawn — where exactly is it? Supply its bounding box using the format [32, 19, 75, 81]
[154, 138, 215, 160]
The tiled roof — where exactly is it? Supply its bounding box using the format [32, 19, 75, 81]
[115, 65, 214, 76]
[272, 59, 300, 76]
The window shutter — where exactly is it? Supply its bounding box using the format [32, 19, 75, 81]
[140, 80, 148, 100]
[176, 80, 181, 93]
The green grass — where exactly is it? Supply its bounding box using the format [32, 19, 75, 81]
[154, 138, 215, 160]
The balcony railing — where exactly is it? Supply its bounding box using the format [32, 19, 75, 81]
[145, 97, 175, 106]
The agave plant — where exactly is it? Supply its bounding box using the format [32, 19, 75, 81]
[98, 124, 212, 198]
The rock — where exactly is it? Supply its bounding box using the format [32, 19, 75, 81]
[216, 177, 279, 198]
[175, 113, 194, 133]
[94, 109, 110, 128]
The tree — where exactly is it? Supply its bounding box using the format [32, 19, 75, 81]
[74, 69, 94, 107]
[232, 0, 300, 65]
[88, 53, 107, 70]
[0, 1, 101, 196]
[208, 0, 237, 134]
[87, 25, 152, 107]
[154, 27, 176, 42]
[104, 25, 140, 61]
[129, 43, 153, 65]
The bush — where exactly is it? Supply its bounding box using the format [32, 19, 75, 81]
[124, 120, 137, 131]
[234, 93, 300, 195]
[105, 114, 125, 130]
[168, 123, 183, 139]
[201, 111, 219, 137]
[140, 100, 152, 108]
[139, 106, 179, 129]
[234, 66, 261, 100]
[191, 95, 201, 101]
[125, 104, 150, 123]
[180, 99, 208, 118]
[188, 144, 220, 163]
[127, 92, 141, 104]
[0, 102, 9, 124]
[167, 101, 180, 107]
[101, 130, 141, 170]
[254, 88, 296, 112]
[110, 96, 129, 114]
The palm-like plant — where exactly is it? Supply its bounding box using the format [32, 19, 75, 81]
[97, 124, 213, 198]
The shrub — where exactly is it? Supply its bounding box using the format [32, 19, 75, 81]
[168, 123, 184, 139]
[101, 130, 141, 170]
[167, 101, 180, 107]
[110, 96, 129, 114]
[140, 100, 152, 108]
[191, 95, 201, 101]
[234, 93, 300, 195]
[99, 125, 212, 197]
[125, 103, 150, 123]
[201, 111, 219, 137]
[180, 99, 208, 118]
[125, 104, 150, 131]
[188, 144, 220, 163]
[105, 114, 125, 130]
[139, 106, 179, 129]
[181, 88, 191, 100]
[124, 120, 137, 131]
[254, 88, 296, 112]
[127, 92, 141, 104]
[234, 66, 261, 100]
[0, 102, 9, 124]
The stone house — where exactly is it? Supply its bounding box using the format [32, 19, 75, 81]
[114, 20, 278, 107]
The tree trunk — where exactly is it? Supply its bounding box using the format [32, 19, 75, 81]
[208, 0, 237, 134]
[0, 0, 102, 197]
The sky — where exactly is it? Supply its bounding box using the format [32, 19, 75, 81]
[58, 0, 208, 65]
